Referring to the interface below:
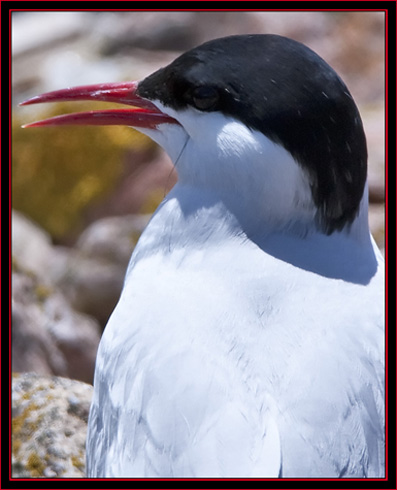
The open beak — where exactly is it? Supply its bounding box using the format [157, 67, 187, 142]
[20, 81, 179, 129]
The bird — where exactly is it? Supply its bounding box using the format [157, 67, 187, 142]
[21, 34, 385, 478]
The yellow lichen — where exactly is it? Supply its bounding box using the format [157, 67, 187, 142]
[12, 438, 22, 456]
[12, 401, 41, 455]
[71, 453, 84, 471]
[12, 102, 155, 241]
[26, 451, 45, 477]
[139, 188, 167, 214]
[34, 284, 53, 303]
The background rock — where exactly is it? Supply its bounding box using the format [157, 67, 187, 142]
[12, 372, 92, 477]
[12, 210, 101, 382]
[12, 265, 100, 383]
[76, 214, 150, 265]
[47, 214, 150, 326]
[12, 210, 54, 278]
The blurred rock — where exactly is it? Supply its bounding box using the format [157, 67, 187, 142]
[12, 372, 92, 477]
[12, 211, 101, 382]
[97, 11, 200, 55]
[12, 266, 100, 383]
[11, 209, 148, 343]
[361, 105, 385, 204]
[50, 214, 149, 326]
[95, 11, 279, 56]
[76, 214, 150, 265]
[50, 251, 124, 328]
[12, 210, 53, 278]
[12, 12, 87, 58]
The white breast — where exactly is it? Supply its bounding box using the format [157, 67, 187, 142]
[86, 187, 384, 477]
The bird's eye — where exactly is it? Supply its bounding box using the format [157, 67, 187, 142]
[191, 86, 219, 111]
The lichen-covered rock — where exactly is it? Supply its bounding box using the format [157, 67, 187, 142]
[12, 372, 93, 478]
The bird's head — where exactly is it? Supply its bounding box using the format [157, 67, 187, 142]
[21, 34, 368, 236]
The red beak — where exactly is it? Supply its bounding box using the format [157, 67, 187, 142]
[20, 81, 178, 129]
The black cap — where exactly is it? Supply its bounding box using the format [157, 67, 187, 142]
[138, 34, 367, 234]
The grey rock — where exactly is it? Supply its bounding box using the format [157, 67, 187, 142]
[11, 210, 147, 335]
[12, 11, 87, 57]
[12, 210, 54, 279]
[12, 264, 100, 384]
[12, 372, 93, 478]
[52, 215, 150, 326]
[52, 253, 124, 327]
[76, 214, 150, 266]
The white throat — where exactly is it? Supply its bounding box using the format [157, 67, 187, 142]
[139, 107, 321, 237]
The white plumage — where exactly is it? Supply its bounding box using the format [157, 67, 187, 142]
[86, 110, 384, 477]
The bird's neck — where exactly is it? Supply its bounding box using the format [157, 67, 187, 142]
[145, 117, 371, 242]
[134, 120, 374, 272]
[174, 121, 373, 244]
[130, 182, 378, 285]
[138, 180, 372, 252]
